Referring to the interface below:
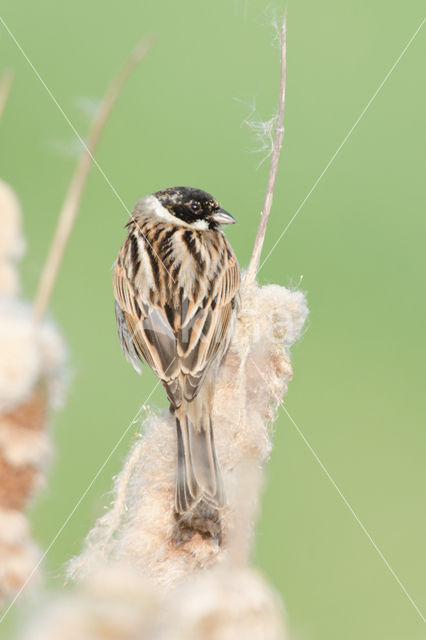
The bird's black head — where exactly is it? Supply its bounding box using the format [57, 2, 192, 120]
[153, 186, 236, 230]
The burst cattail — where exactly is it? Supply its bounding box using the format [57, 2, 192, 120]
[67, 277, 307, 586]
[0, 183, 68, 606]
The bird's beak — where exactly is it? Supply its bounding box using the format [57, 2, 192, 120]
[211, 208, 236, 225]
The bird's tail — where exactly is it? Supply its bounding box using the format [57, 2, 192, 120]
[175, 401, 225, 514]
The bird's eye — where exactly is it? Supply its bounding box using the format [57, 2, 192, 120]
[191, 202, 200, 211]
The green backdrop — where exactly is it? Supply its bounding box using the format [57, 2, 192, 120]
[1, 1, 425, 638]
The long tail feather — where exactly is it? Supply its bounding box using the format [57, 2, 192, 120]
[175, 412, 224, 514]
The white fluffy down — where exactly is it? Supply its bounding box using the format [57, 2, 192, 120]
[0, 508, 41, 608]
[0, 180, 25, 297]
[162, 566, 287, 640]
[0, 507, 32, 546]
[20, 564, 286, 640]
[0, 298, 68, 414]
[0, 420, 52, 467]
[20, 565, 158, 640]
[0, 180, 25, 262]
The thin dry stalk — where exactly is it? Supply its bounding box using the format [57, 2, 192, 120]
[33, 38, 153, 323]
[0, 70, 13, 120]
[246, 15, 287, 284]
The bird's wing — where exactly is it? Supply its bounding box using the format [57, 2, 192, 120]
[114, 301, 143, 374]
[113, 254, 179, 389]
[178, 249, 240, 401]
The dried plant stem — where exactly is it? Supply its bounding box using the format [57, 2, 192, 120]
[246, 15, 287, 284]
[0, 70, 13, 120]
[33, 38, 152, 323]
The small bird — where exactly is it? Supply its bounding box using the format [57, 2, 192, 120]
[113, 186, 240, 514]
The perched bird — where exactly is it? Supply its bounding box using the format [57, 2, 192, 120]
[113, 186, 240, 514]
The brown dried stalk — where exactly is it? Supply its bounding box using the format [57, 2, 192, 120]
[33, 38, 152, 323]
[0, 70, 13, 120]
[246, 15, 287, 284]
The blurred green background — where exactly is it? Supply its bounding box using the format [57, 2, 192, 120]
[1, 1, 426, 638]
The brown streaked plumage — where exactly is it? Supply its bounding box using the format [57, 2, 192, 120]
[113, 187, 240, 514]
